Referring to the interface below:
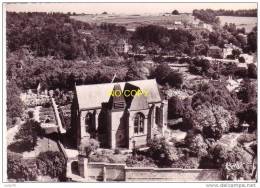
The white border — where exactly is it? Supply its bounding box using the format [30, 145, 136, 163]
[0, 0, 259, 188]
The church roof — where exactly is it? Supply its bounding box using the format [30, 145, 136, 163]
[128, 94, 149, 111]
[75, 79, 162, 110]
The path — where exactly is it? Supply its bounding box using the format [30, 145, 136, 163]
[6, 121, 23, 145]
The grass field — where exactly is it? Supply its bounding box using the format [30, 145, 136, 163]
[22, 137, 60, 158]
[71, 14, 194, 30]
[218, 16, 257, 33]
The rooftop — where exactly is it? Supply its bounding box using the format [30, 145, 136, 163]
[75, 79, 162, 110]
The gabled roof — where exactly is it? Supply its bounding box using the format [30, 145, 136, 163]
[75, 79, 162, 110]
[209, 46, 221, 50]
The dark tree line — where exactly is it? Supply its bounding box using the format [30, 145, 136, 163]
[212, 9, 257, 17]
[132, 25, 196, 55]
[7, 12, 128, 60]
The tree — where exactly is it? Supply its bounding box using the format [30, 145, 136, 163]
[220, 146, 252, 180]
[7, 152, 38, 181]
[36, 151, 66, 180]
[168, 96, 184, 119]
[185, 132, 208, 158]
[247, 27, 257, 52]
[126, 61, 151, 81]
[189, 58, 211, 76]
[147, 137, 179, 167]
[151, 64, 172, 85]
[237, 80, 256, 103]
[232, 49, 241, 59]
[193, 9, 220, 24]
[247, 63, 257, 79]
[12, 120, 42, 152]
[234, 67, 248, 78]
[79, 137, 100, 157]
[238, 56, 245, 63]
[172, 10, 179, 15]
[166, 71, 183, 88]
[187, 103, 236, 140]
[6, 81, 24, 125]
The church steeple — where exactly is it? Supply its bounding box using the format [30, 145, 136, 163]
[108, 84, 126, 111]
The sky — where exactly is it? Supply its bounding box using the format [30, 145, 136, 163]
[5, 2, 257, 14]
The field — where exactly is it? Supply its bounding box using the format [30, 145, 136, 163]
[218, 16, 257, 33]
[71, 14, 194, 31]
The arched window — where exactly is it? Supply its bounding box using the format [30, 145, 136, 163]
[134, 113, 145, 134]
[155, 107, 160, 125]
[85, 113, 92, 132]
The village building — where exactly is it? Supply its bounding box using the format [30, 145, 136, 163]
[72, 79, 168, 150]
[239, 53, 255, 64]
[208, 46, 224, 59]
[115, 39, 131, 54]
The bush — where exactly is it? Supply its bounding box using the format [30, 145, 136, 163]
[36, 151, 66, 180]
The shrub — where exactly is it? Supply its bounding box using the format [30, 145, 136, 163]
[89, 149, 126, 163]
[126, 155, 157, 167]
[7, 152, 38, 181]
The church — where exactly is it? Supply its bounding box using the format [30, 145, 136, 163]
[71, 79, 168, 149]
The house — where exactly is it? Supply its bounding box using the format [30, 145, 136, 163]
[223, 43, 242, 58]
[197, 22, 213, 32]
[208, 46, 223, 59]
[174, 21, 182, 25]
[115, 39, 130, 54]
[72, 79, 168, 149]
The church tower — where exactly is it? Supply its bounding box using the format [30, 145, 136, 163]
[107, 84, 128, 149]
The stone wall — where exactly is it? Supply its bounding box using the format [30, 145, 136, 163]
[75, 158, 222, 182]
[125, 167, 221, 182]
